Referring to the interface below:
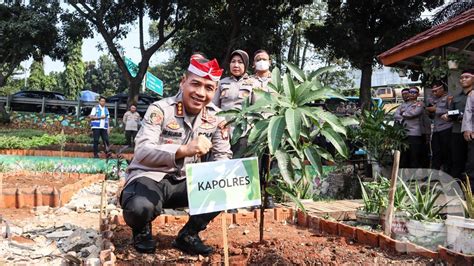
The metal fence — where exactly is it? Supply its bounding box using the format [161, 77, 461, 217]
[0, 96, 150, 125]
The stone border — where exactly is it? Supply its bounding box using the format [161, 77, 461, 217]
[99, 208, 473, 265]
[0, 149, 133, 160]
[0, 171, 105, 208]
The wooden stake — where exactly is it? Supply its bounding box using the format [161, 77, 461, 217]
[384, 150, 400, 236]
[221, 214, 229, 266]
[99, 180, 107, 230]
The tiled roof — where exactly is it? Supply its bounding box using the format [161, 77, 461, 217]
[378, 8, 474, 64]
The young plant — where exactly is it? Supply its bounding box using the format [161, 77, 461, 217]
[399, 175, 449, 222]
[457, 177, 474, 219]
[358, 175, 390, 214]
[222, 62, 353, 242]
[349, 105, 407, 167]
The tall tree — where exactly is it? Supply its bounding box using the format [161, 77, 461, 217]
[0, 2, 60, 87]
[68, 0, 195, 105]
[305, 0, 444, 109]
[63, 39, 85, 98]
[433, 0, 474, 25]
[84, 54, 127, 96]
[165, 0, 312, 71]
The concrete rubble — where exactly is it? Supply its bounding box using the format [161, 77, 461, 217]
[0, 180, 121, 265]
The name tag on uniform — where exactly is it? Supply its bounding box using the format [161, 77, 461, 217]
[162, 129, 183, 137]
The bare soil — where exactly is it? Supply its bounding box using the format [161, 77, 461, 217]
[1, 172, 79, 189]
[112, 219, 436, 265]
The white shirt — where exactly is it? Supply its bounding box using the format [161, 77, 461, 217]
[90, 106, 108, 129]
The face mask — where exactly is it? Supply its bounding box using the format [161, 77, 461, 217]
[255, 60, 270, 71]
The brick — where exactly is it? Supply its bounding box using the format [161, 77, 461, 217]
[274, 208, 293, 222]
[296, 210, 308, 227]
[320, 219, 339, 236]
[355, 228, 379, 247]
[233, 212, 255, 225]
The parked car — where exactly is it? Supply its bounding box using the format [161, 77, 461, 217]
[106, 93, 159, 117]
[11, 91, 70, 114]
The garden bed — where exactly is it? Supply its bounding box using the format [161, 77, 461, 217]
[0, 170, 104, 208]
[0, 148, 133, 159]
[101, 209, 440, 265]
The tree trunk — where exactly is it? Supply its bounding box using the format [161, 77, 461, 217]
[223, 1, 241, 66]
[359, 64, 373, 110]
[128, 78, 142, 106]
[300, 40, 309, 69]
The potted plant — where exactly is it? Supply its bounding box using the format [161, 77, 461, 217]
[356, 176, 389, 226]
[446, 177, 474, 254]
[446, 53, 467, 70]
[399, 176, 449, 248]
[421, 55, 449, 84]
[397, 68, 407, 77]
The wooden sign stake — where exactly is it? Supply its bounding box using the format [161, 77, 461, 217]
[222, 214, 229, 266]
[384, 150, 400, 236]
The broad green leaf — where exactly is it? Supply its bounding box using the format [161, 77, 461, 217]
[301, 106, 346, 135]
[304, 146, 322, 177]
[231, 125, 244, 145]
[282, 73, 296, 101]
[320, 125, 348, 158]
[275, 149, 294, 185]
[308, 65, 337, 81]
[277, 96, 294, 108]
[271, 68, 282, 92]
[267, 116, 286, 154]
[340, 117, 359, 127]
[315, 146, 334, 162]
[248, 120, 269, 143]
[278, 185, 306, 212]
[294, 81, 312, 105]
[284, 61, 306, 82]
[266, 186, 279, 196]
[285, 108, 302, 144]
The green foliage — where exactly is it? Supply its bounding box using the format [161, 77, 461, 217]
[227, 62, 350, 210]
[358, 176, 390, 214]
[0, 128, 46, 138]
[27, 58, 58, 91]
[0, 2, 61, 87]
[64, 39, 85, 98]
[421, 55, 449, 83]
[305, 0, 444, 108]
[349, 105, 407, 166]
[169, 0, 312, 70]
[457, 177, 474, 219]
[0, 134, 64, 149]
[399, 176, 449, 222]
[83, 55, 127, 97]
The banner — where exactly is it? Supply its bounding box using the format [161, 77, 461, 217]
[185, 157, 261, 215]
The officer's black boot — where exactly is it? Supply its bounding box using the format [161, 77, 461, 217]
[132, 223, 156, 254]
[172, 227, 213, 255]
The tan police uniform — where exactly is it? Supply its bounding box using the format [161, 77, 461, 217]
[462, 92, 474, 182]
[213, 74, 253, 111]
[249, 73, 276, 104]
[125, 92, 232, 187]
[396, 100, 425, 168]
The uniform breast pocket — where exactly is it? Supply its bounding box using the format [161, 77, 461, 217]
[220, 85, 231, 99]
[238, 87, 252, 99]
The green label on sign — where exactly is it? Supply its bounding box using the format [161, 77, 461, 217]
[124, 57, 138, 77]
[185, 157, 261, 215]
[146, 72, 163, 96]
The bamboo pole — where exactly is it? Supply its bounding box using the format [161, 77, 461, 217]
[222, 214, 229, 266]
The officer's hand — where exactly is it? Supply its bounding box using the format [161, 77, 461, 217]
[101, 114, 106, 118]
[426, 106, 436, 113]
[186, 135, 212, 157]
[464, 131, 473, 142]
[441, 114, 449, 121]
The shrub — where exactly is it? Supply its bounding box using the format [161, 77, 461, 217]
[0, 134, 64, 149]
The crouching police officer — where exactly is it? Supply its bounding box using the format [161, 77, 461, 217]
[120, 56, 232, 255]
